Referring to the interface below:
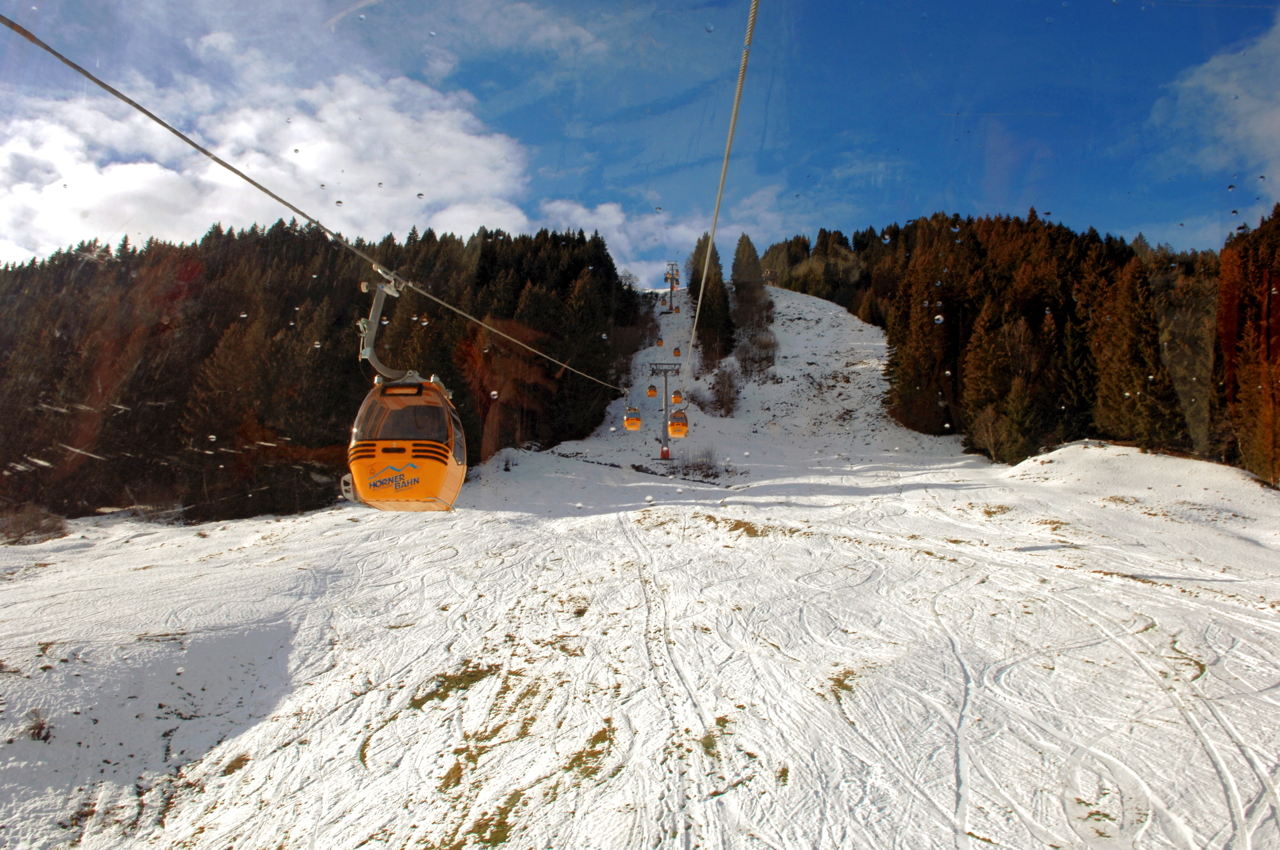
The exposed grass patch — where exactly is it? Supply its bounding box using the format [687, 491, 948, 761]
[411, 661, 500, 709]
[468, 790, 524, 846]
[221, 754, 250, 776]
[831, 668, 859, 695]
[565, 719, 615, 779]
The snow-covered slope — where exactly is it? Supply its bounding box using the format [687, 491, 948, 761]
[2, 287, 1278, 850]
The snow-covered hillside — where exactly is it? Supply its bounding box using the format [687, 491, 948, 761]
[2, 287, 1278, 850]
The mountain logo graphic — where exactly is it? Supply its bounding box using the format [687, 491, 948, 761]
[371, 463, 419, 478]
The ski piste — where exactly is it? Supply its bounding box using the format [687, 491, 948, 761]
[1, 286, 1277, 849]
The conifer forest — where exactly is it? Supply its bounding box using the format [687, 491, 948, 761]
[1, 207, 1277, 523]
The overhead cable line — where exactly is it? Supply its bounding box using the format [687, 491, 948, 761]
[0, 12, 625, 394]
[681, 0, 760, 390]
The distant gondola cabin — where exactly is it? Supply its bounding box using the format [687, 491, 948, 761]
[668, 410, 688, 439]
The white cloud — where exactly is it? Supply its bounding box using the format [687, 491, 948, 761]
[539, 188, 787, 289]
[1153, 12, 1280, 194]
[0, 32, 528, 263]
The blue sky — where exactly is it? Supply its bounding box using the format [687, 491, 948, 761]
[2, 0, 1278, 282]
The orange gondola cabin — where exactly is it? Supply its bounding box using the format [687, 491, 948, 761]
[669, 410, 689, 439]
[624, 407, 642, 430]
[345, 374, 467, 511]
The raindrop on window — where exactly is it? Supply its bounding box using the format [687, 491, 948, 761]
[336, 200, 343, 206]
[935, 300, 942, 307]
[944, 370, 952, 377]
[289, 321, 295, 326]
[208, 435, 217, 442]
[489, 390, 499, 399]
[1228, 184, 1235, 191]
[417, 193, 425, 199]
[294, 148, 299, 153]
[380, 318, 388, 325]
[1232, 210, 1238, 216]
[320, 183, 325, 189]
[239, 312, 247, 318]
[933, 315, 944, 324]
[705, 22, 714, 32]
[358, 13, 365, 19]
[1045, 307, 1052, 314]
[429, 30, 436, 36]
[601, 333, 608, 340]
[377, 182, 383, 188]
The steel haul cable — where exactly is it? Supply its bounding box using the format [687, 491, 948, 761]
[681, 0, 760, 391]
[0, 12, 624, 394]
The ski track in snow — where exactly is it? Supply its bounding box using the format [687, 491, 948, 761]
[1, 286, 1279, 849]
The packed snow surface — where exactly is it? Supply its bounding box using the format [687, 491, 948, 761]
[2, 287, 1279, 850]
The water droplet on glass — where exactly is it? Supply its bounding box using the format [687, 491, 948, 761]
[1228, 184, 1235, 191]
[313, 341, 321, 349]
[601, 333, 608, 340]
[934, 315, 944, 324]
[1045, 307, 1052, 315]
[208, 435, 217, 442]
[429, 30, 436, 36]
[239, 312, 247, 318]
[417, 193, 425, 199]
[490, 390, 499, 399]
[1045, 16, 1054, 23]
[377, 182, 383, 188]
[336, 200, 343, 206]
[882, 235, 891, 244]
[320, 183, 325, 189]
[935, 300, 942, 307]
[705, 22, 714, 32]
[289, 321, 295, 326]
[293, 148, 299, 153]
[358, 13, 365, 19]
[1232, 210, 1238, 215]
[421, 320, 429, 326]
[944, 370, 952, 377]
[380, 317, 388, 325]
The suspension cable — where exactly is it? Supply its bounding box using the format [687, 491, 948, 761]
[0, 12, 625, 394]
[681, 0, 759, 390]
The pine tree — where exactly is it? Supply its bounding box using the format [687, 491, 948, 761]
[730, 233, 763, 288]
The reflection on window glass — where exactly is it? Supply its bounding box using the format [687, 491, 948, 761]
[354, 399, 448, 443]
